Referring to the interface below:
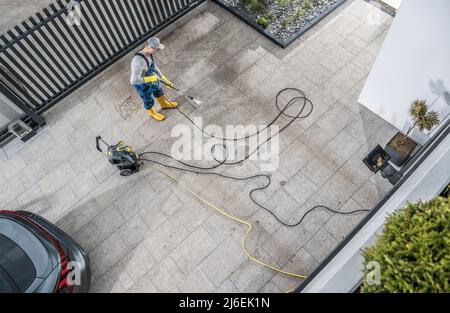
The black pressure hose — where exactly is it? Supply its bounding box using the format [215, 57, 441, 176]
[139, 88, 370, 227]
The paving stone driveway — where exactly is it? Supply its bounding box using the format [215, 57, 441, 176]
[0, 0, 398, 292]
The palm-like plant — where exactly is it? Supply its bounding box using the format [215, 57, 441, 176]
[404, 100, 440, 139]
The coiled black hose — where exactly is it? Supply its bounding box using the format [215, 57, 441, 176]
[139, 88, 370, 227]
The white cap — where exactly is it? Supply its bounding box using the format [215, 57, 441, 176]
[146, 37, 165, 50]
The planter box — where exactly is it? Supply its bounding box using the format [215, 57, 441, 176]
[385, 132, 418, 167]
[363, 144, 391, 173]
[213, 0, 347, 48]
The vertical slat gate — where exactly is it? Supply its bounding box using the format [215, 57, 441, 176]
[0, 0, 205, 145]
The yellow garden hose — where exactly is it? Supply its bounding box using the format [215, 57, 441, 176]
[157, 169, 306, 280]
[131, 88, 370, 291]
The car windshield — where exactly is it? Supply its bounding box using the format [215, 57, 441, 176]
[0, 233, 36, 292]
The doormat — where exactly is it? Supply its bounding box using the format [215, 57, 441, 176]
[115, 96, 139, 120]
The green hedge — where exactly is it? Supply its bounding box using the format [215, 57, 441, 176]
[362, 196, 450, 292]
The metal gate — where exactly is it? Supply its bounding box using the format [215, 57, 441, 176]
[0, 0, 205, 145]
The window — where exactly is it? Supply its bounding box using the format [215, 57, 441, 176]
[0, 234, 36, 292]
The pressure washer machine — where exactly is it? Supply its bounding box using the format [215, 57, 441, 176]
[96, 136, 141, 176]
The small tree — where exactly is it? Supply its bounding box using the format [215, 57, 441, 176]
[361, 197, 450, 292]
[405, 100, 440, 139]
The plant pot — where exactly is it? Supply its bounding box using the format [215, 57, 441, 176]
[385, 132, 418, 166]
[363, 145, 391, 173]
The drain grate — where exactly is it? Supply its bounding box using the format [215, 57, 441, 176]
[115, 96, 139, 120]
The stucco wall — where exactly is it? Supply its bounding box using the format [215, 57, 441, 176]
[359, 0, 450, 145]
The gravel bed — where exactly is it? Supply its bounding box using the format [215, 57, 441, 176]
[222, 0, 338, 41]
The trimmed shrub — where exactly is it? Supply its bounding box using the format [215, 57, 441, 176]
[257, 16, 269, 28]
[362, 197, 450, 292]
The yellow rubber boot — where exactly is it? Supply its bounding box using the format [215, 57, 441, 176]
[157, 96, 178, 109]
[147, 108, 165, 121]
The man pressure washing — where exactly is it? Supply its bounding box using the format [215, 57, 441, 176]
[130, 37, 178, 121]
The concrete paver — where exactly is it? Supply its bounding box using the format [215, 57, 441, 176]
[0, 0, 395, 293]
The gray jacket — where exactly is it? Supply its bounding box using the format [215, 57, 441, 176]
[130, 51, 163, 85]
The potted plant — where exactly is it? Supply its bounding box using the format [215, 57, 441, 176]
[363, 145, 391, 173]
[361, 197, 450, 292]
[385, 100, 440, 166]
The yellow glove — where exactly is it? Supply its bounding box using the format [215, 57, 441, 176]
[161, 75, 174, 88]
[143, 75, 158, 83]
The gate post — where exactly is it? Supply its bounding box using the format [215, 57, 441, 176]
[0, 80, 46, 128]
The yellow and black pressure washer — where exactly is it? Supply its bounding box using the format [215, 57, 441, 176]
[96, 136, 142, 177]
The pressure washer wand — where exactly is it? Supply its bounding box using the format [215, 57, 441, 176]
[160, 80, 202, 108]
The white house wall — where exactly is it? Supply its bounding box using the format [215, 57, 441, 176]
[359, 0, 450, 145]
